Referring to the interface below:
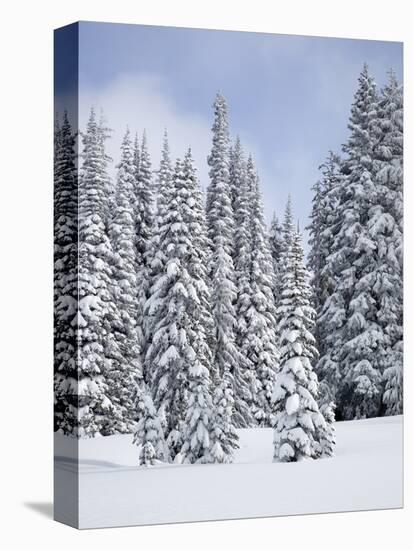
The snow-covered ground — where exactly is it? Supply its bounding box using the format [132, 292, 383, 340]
[55, 416, 403, 529]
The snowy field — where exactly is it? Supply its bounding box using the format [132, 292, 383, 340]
[55, 415, 403, 529]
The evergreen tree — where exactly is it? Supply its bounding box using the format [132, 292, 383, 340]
[109, 128, 142, 431]
[306, 160, 340, 433]
[209, 369, 240, 463]
[146, 156, 215, 462]
[382, 360, 403, 416]
[95, 117, 127, 436]
[148, 131, 174, 295]
[275, 197, 295, 325]
[133, 387, 166, 466]
[229, 136, 244, 213]
[180, 149, 216, 463]
[307, 153, 342, 330]
[135, 131, 154, 261]
[317, 380, 336, 457]
[273, 231, 329, 462]
[237, 157, 279, 426]
[182, 148, 217, 381]
[317, 66, 383, 420]
[133, 132, 140, 181]
[338, 65, 384, 419]
[97, 112, 115, 226]
[231, 140, 256, 427]
[134, 131, 155, 367]
[156, 130, 173, 217]
[268, 212, 283, 298]
[144, 132, 180, 430]
[206, 92, 244, 446]
[74, 108, 118, 436]
[308, 153, 343, 402]
[145, 158, 188, 458]
[373, 71, 403, 415]
[145, 132, 174, 365]
[54, 111, 78, 433]
[181, 355, 214, 464]
[53, 114, 61, 181]
[282, 196, 294, 253]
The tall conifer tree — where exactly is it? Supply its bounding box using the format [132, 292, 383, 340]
[308, 153, 343, 405]
[134, 131, 155, 365]
[206, 93, 242, 453]
[231, 139, 256, 427]
[316, 66, 384, 419]
[273, 231, 331, 461]
[268, 212, 283, 299]
[247, 161, 279, 425]
[146, 155, 215, 461]
[75, 108, 118, 436]
[54, 111, 78, 433]
[109, 128, 142, 431]
[373, 71, 403, 415]
[181, 149, 216, 463]
[275, 197, 295, 327]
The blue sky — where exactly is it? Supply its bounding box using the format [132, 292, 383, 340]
[67, 22, 402, 241]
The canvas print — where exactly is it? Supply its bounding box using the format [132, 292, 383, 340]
[54, 22, 403, 529]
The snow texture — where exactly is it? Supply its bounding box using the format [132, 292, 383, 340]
[54, 416, 402, 528]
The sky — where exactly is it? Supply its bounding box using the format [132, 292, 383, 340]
[55, 21, 403, 244]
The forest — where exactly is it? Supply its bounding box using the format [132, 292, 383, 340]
[54, 64, 403, 466]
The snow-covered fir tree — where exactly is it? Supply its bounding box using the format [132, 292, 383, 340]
[147, 130, 174, 304]
[133, 132, 140, 178]
[383, 360, 403, 416]
[135, 130, 154, 260]
[282, 196, 294, 252]
[146, 155, 215, 462]
[134, 130, 155, 367]
[133, 386, 166, 466]
[181, 148, 217, 380]
[273, 230, 331, 462]
[180, 149, 216, 464]
[274, 197, 295, 327]
[373, 70, 403, 415]
[209, 369, 240, 463]
[156, 130, 173, 216]
[231, 139, 256, 427]
[54, 111, 78, 433]
[338, 65, 384, 419]
[75, 108, 119, 436]
[206, 92, 246, 446]
[268, 212, 283, 298]
[145, 158, 189, 458]
[97, 112, 115, 226]
[95, 118, 128, 436]
[109, 128, 142, 432]
[237, 156, 279, 426]
[180, 345, 214, 463]
[308, 152, 343, 404]
[307, 153, 342, 333]
[143, 133, 174, 389]
[317, 380, 336, 457]
[53, 114, 61, 181]
[278, 197, 295, 282]
[229, 136, 245, 214]
[316, 66, 384, 420]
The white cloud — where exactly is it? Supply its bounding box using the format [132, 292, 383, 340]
[79, 73, 272, 201]
[79, 73, 213, 191]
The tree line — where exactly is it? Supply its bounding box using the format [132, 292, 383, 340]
[54, 64, 402, 466]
